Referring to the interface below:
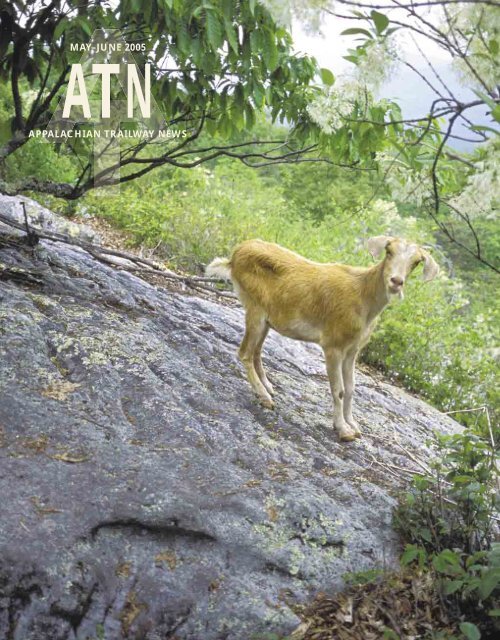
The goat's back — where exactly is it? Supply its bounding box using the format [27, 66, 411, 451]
[229, 239, 364, 327]
[230, 239, 313, 276]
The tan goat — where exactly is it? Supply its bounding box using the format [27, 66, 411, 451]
[206, 236, 439, 442]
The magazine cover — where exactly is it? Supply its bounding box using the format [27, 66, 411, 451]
[0, 1, 498, 638]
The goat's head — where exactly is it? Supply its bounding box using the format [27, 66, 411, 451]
[367, 236, 439, 298]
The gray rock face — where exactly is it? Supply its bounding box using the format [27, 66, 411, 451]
[0, 195, 461, 640]
[0, 194, 99, 243]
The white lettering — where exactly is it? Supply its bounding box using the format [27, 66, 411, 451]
[62, 64, 91, 118]
[92, 63, 120, 117]
[127, 64, 151, 118]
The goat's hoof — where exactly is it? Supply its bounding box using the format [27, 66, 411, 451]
[260, 396, 275, 410]
[338, 429, 357, 443]
[347, 421, 362, 438]
[339, 428, 358, 442]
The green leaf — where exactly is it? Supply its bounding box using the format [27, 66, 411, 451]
[371, 10, 389, 35]
[206, 9, 223, 51]
[225, 20, 239, 54]
[488, 544, 500, 568]
[459, 622, 481, 640]
[401, 545, 420, 565]
[320, 68, 335, 86]
[420, 528, 432, 543]
[262, 29, 279, 71]
[252, 82, 265, 107]
[221, 0, 233, 21]
[245, 103, 255, 128]
[444, 579, 463, 595]
[473, 90, 496, 111]
[191, 35, 202, 65]
[491, 104, 500, 124]
[433, 550, 463, 575]
[479, 568, 500, 599]
[191, 5, 205, 19]
[488, 608, 500, 617]
[340, 28, 373, 38]
[250, 29, 262, 55]
[76, 16, 92, 36]
[53, 17, 68, 40]
[453, 474, 474, 483]
[176, 22, 189, 54]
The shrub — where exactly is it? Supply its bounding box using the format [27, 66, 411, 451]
[396, 431, 500, 638]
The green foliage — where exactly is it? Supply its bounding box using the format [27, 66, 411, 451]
[0, 81, 78, 185]
[0, 1, 319, 152]
[397, 432, 497, 555]
[343, 567, 385, 586]
[279, 161, 378, 222]
[363, 274, 499, 432]
[396, 431, 499, 636]
[460, 622, 481, 640]
[2, 139, 77, 186]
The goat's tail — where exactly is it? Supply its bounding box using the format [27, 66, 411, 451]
[206, 257, 232, 281]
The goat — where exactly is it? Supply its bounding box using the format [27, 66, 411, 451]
[206, 236, 439, 442]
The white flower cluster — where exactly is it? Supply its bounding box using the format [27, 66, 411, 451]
[306, 31, 397, 133]
[449, 142, 499, 220]
[355, 38, 398, 92]
[307, 79, 368, 133]
[261, 0, 327, 31]
[376, 152, 434, 207]
[369, 200, 425, 244]
[371, 198, 402, 224]
[444, 4, 500, 91]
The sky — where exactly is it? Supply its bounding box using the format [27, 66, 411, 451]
[291, 12, 490, 151]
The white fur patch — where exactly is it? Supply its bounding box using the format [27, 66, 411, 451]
[388, 289, 404, 301]
[206, 257, 231, 280]
[286, 319, 322, 342]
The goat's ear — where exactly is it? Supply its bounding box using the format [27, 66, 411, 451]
[366, 235, 393, 259]
[421, 250, 439, 281]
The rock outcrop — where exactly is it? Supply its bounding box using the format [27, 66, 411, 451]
[0, 195, 461, 640]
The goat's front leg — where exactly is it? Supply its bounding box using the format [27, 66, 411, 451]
[323, 346, 356, 442]
[342, 349, 361, 438]
[254, 324, 274, 396]
[239, 309, 274, 409]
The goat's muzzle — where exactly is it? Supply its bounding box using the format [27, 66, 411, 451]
[389, 276, 404, 293]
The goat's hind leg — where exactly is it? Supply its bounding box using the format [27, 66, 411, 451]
[239, 308, 274, 409]
[254, 324, 274, 396]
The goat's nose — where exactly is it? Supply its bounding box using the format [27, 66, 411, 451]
[390, 276, 404, 286]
